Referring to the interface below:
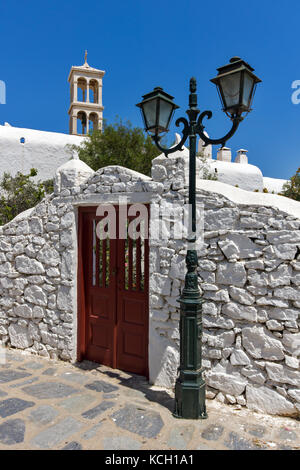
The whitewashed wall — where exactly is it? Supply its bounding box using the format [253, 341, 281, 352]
[0, 153, 299, 419]
[0, 124, 84, 181]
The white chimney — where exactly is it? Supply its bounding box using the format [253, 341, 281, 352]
[217, 147, 231, 162]
[235, 149, 248, 164]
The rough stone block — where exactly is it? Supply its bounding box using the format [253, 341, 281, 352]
[204, 208, 239, 230]
[242, 325, 284, 360]
[230, 349, 251, 366]
[150, 273, 172, 296]
[246, 385, 297, 417]
[216, 262, 247, 287]
[222, 302, 257, 322]
[206, 364, 247, 397]
[24, 285, 48, 307]
[229, 286, 255, 305]
[8, 324, 33, 349]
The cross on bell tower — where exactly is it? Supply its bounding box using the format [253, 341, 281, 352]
[68, 52, 105, 135]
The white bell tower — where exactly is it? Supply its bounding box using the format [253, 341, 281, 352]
[68, 51, 105, 135]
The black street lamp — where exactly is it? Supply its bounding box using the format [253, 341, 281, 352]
[136, 57, 261, 420]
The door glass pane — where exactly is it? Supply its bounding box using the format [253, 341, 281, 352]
[97, 230, 110, 288]
[136, 238, 141, 291]
[132, 239, 137, 291]
[104, 207, 148, 292]
[140, 238, 145, 292]
[99, 237, 103, 287]
[125, 236, 129, 290]
[124, 214, 147, 292]
[104, 238, 110, 287]
[92, 220, 96, 286]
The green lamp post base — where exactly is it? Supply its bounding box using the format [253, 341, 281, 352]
[172, 249, 208, 420]
[173, 370, 207, 420]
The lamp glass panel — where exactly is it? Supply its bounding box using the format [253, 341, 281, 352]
[219, 72, 241, 109]
[242, 73, 254, 108]
[158, 99, 174, 130]
[142, 99, 158, 130]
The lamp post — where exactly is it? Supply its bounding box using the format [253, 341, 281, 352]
[137, 57, 261, 419]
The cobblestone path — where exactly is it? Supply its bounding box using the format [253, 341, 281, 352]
[0, 348, 299, 450]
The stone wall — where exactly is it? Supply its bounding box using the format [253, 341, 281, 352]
[0, 152, 299, 418]
[0, 195, 77, 361]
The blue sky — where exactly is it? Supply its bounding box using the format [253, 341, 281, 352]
[0, 0, 299, 180]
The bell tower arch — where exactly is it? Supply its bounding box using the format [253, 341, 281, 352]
[68, 51, 105, 135]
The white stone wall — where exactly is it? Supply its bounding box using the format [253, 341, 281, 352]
[0, 153, 299, 418]
[0, 195, 77, 360]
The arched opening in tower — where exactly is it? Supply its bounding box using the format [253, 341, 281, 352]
[89, 80, 99, 104]
[77, 111, 87, 135]
[77, 78, 88, 102]
[89, 112, 99, 133]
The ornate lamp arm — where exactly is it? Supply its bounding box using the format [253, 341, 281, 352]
[152, 117, 190, 157]
[196, 111, 243, 148]
[151, 98, 242, 156]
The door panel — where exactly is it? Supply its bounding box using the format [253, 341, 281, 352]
[79, 205, 149, 377]
[82, 212, 117, 368]
[116, 220, 149, 376]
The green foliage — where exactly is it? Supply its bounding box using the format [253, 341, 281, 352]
[281, 167, 300, 202]
[72, 118, 161, 177]
[0, 169, 54, 226]
[41, 178, 55, 195]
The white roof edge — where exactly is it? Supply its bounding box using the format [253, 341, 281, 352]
[0, 124, 85, 140]
[196, 179, 300, 219]
[263, 176, 288, 184]
[68, 66, 105, 82]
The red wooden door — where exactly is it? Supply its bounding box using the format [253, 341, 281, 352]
[78, 206, 149, 377]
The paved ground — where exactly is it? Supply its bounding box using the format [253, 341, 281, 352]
[0, 348, 299, 451]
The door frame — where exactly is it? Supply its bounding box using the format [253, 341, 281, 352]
[77, 205, 149, 378]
